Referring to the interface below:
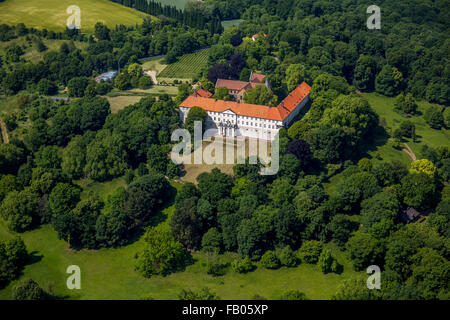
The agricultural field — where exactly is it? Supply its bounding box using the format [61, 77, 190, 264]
[0, 0, 151, 31]
[158, 48, 211, 80]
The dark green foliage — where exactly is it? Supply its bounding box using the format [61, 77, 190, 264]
[171, 196, 203, 250]
[37, 79, 57, 96]
[12, 279, 49, 300]
[178, 287, 220, 300]
[424, 106, 445, 129]
[336, 172, 381, 213]
[201, 227, 222, 252]
[399, 173, 439, 210]
[280, 290, 308, 300]
[327, 215, 359, 248]
[0, 188, 40, 232]
[260, 250, 280, 269]
[346, 231, 384, 271]
[231, 257, 256, 274]
[68, 77, 89, 97]
[121, 173, 171, 229]
[48, 182, 81, 218]
[0, 144, 25, 175]
[277, 246, 298, 267]
[197, 168, 233, 205]
[0, 237, 28, 288]
[185, 106, 208, 136]
[360, 191, 400, 236]
[298, 240, 323, 264]
[135, 226, 188, 278]
[317, 249, 341, 274]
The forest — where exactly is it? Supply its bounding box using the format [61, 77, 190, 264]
[0, 0, 448, 300]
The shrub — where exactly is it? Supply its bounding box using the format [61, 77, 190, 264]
[202, 228, 223, 253]
[260, 250, 280, 269]
[317, 249, 341, 274]
[12, 279, 49, 300]
[280, 290, 309, 300]
[135, 226, 188, 278]
[298, 240, 323, 264]
[424, 106, 444, 129]
[277, 246, 298, 267]
[231, 256, 256, 274]
[138, 76, 153, 89]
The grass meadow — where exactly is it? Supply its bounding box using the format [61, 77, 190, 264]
[0, 0, 150, 31]
[361, 92, 449, 164]
[153, 0, 191, 9]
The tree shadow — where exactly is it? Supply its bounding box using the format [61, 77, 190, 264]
[358, 125, 390, 160]
[27, 250, 43, 265]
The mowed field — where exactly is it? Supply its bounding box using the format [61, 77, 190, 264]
[0, 0, 150, 31]
[158, 48, 210, 80]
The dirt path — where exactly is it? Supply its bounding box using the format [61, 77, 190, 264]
[402, 143, 416, 161]
[0, 117, 9, 144]
[144, 70, 159, 85]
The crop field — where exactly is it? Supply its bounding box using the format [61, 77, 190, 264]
[158, 48, 211, 80]
[0, 0, 150, 31]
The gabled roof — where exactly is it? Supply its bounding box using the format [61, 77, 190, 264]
[196, 89, 213, 98]
[250, 73, 266, 83]
[180, 81, 311, 121]
[215, 79, 252, 91]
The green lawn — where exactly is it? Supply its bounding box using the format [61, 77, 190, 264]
[0, 220, 360, 300]
[361, 92, 449, 164]
[158, 48, 211, 80]
[0, 0, 151, 31]
[221, 19, 244, 30]
[0, 174, 361, 300]
[154, 0, 191, 9]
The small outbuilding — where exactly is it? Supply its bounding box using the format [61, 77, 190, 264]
[95, 71, 118, 83]
[400, 207, 421, 223]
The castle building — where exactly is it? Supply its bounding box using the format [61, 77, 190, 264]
[179, 81, 311, 141]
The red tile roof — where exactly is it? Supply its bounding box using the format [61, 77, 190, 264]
[196, 89, 213, 98]
[215, 79, 252, 91]
[180, 82, 311, 121]
[250, 73, 266, 83]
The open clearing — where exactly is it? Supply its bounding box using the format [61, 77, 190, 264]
[361, 92, 449, 164]
[153, 0, 190, 9]
[179, 138, 273, 184]
[0, 0, 150, 31]
[221, 19, 244, 30]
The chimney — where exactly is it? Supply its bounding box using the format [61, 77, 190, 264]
[193, 90, 197, 98]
